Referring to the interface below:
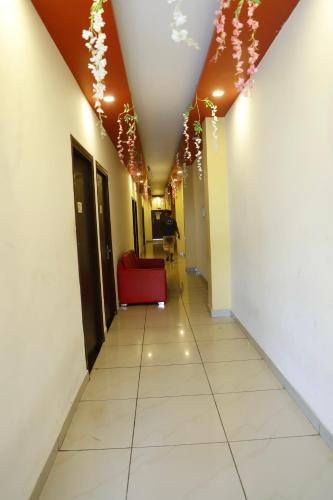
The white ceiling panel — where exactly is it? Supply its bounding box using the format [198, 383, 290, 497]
[112, 0, 218, 193]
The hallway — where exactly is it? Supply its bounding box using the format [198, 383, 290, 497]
[40, 244, 333, 500]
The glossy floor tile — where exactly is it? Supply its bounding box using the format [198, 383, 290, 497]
[139, 364, 211, 398]
[81, 368, 139, 400]
[61, 400, 136, 450]
[128, 443, 245, 500]
[41, 246, 333, 499]
[216, 389, 317, 441]
[40, 449, 130, 500]
[143, 325, 194, 344]
[205, 359, 282, 394]
[192, 322, 246, 341]
[110, 315, 146, 330]
[141, 341, 201, 366]
[231, 436, 333, 500]
[134, 395, 226, 447]
[145, 315, 190, 328]
[189, 314, 235, 326]
[105, 328, 144, 346]
[198, 339, 261, 362]
[94, 344, 142, 368]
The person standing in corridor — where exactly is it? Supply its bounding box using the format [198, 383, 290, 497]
[162, 211, 180, 262]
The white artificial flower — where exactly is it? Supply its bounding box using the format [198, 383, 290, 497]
[93, 67, 107, 81]
[171, 29, 188, 42]
[173, 10, 187, 26]
[93, 11, 105, 32]
[82, 29, 92, 40]
[93, 82, 106, 99]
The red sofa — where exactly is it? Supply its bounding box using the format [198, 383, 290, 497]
[117, 251, 167, 306]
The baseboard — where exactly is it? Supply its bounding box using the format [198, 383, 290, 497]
[210, 308, 234, 318]
[234, 315, 333, 453]
[29, 371, 90, 500]
[186, 266, 199, 274]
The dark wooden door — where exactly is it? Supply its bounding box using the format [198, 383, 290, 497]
[141, 206, 146, 246]
[71, 139, 104, 371]
[132, 199, 139, 255]
[96, 167, 117, 329]
[151, 210, 164, 239]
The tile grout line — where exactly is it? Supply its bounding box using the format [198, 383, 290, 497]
[59, 432, 320, 454]
[181, 294, 249, 500]
[125, 305, 147, 500]
[79, 387, 284, 403]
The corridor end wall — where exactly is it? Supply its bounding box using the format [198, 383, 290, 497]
[0, 1, 135, 498]
[226, 0, 333, 436]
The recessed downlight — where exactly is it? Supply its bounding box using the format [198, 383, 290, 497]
[212, 89, 225, 97]
[104, 95, 115, 103]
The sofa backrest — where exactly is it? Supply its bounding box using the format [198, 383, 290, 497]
[122, 251, 139, 269]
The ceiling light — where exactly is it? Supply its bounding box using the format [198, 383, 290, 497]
[104, 95, 115, 103]
[212, 89, 225, 98]
[177, 170, 183, 175]
[136, 172, 142, 176]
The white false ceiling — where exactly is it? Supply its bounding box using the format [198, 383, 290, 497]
[112, 0, 218, 194]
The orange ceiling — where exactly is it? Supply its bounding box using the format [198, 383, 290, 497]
[31, 0, 144, 170]
[174, 0, 300, 171]
[31, 0, 300, 181]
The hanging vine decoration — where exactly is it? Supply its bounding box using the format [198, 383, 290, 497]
[168, 0, 199, 49]
[82, 0, 108, 135]
[213, 0, 261, 92]
[116, 104, 138, 173]
[170, 176, 178, 200]
[183, 108, 192, 164]
[182, 96, 219, 179]
[213, 0, 231, 62]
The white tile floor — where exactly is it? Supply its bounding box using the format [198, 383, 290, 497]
[40, 244, 333, 499]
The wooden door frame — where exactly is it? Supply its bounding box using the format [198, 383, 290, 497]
[95, 162, 117, 329]
[70, 135, 104, 370]
[132, 198, 139, 255]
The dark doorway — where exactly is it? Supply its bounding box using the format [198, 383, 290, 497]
[132, 199, 139, 255]
[151, 210, 165, 239]
[71, 137, 104, 371]
[141, 206, 146, 247]
[96, 165, 117, 329]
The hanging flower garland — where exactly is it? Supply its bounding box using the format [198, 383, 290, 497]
[170, 177, 178, 200]
[182, 96, 218, 179]
[247, 1, 260, 82]
[82, 0, 108, 135]
[213, 0, 261, 92]
[168, 0, 199, 50]
[213, 0, 231, 62]
[117, 104, 138, 172]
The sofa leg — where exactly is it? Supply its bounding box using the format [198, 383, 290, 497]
[120, 304, 128, 309]
[158, 302, 165, 308]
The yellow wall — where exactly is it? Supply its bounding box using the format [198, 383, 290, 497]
[151, 196, 165, 210]
[203, 118, 231, 315]
[175, 181, 185, 255]
[183, 162, 209, 278]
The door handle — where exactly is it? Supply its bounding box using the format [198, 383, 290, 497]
[106, 244, 112, 260]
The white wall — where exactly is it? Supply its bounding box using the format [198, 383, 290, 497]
[226, 0, 333, 435]
[0, 1, 134, 498]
